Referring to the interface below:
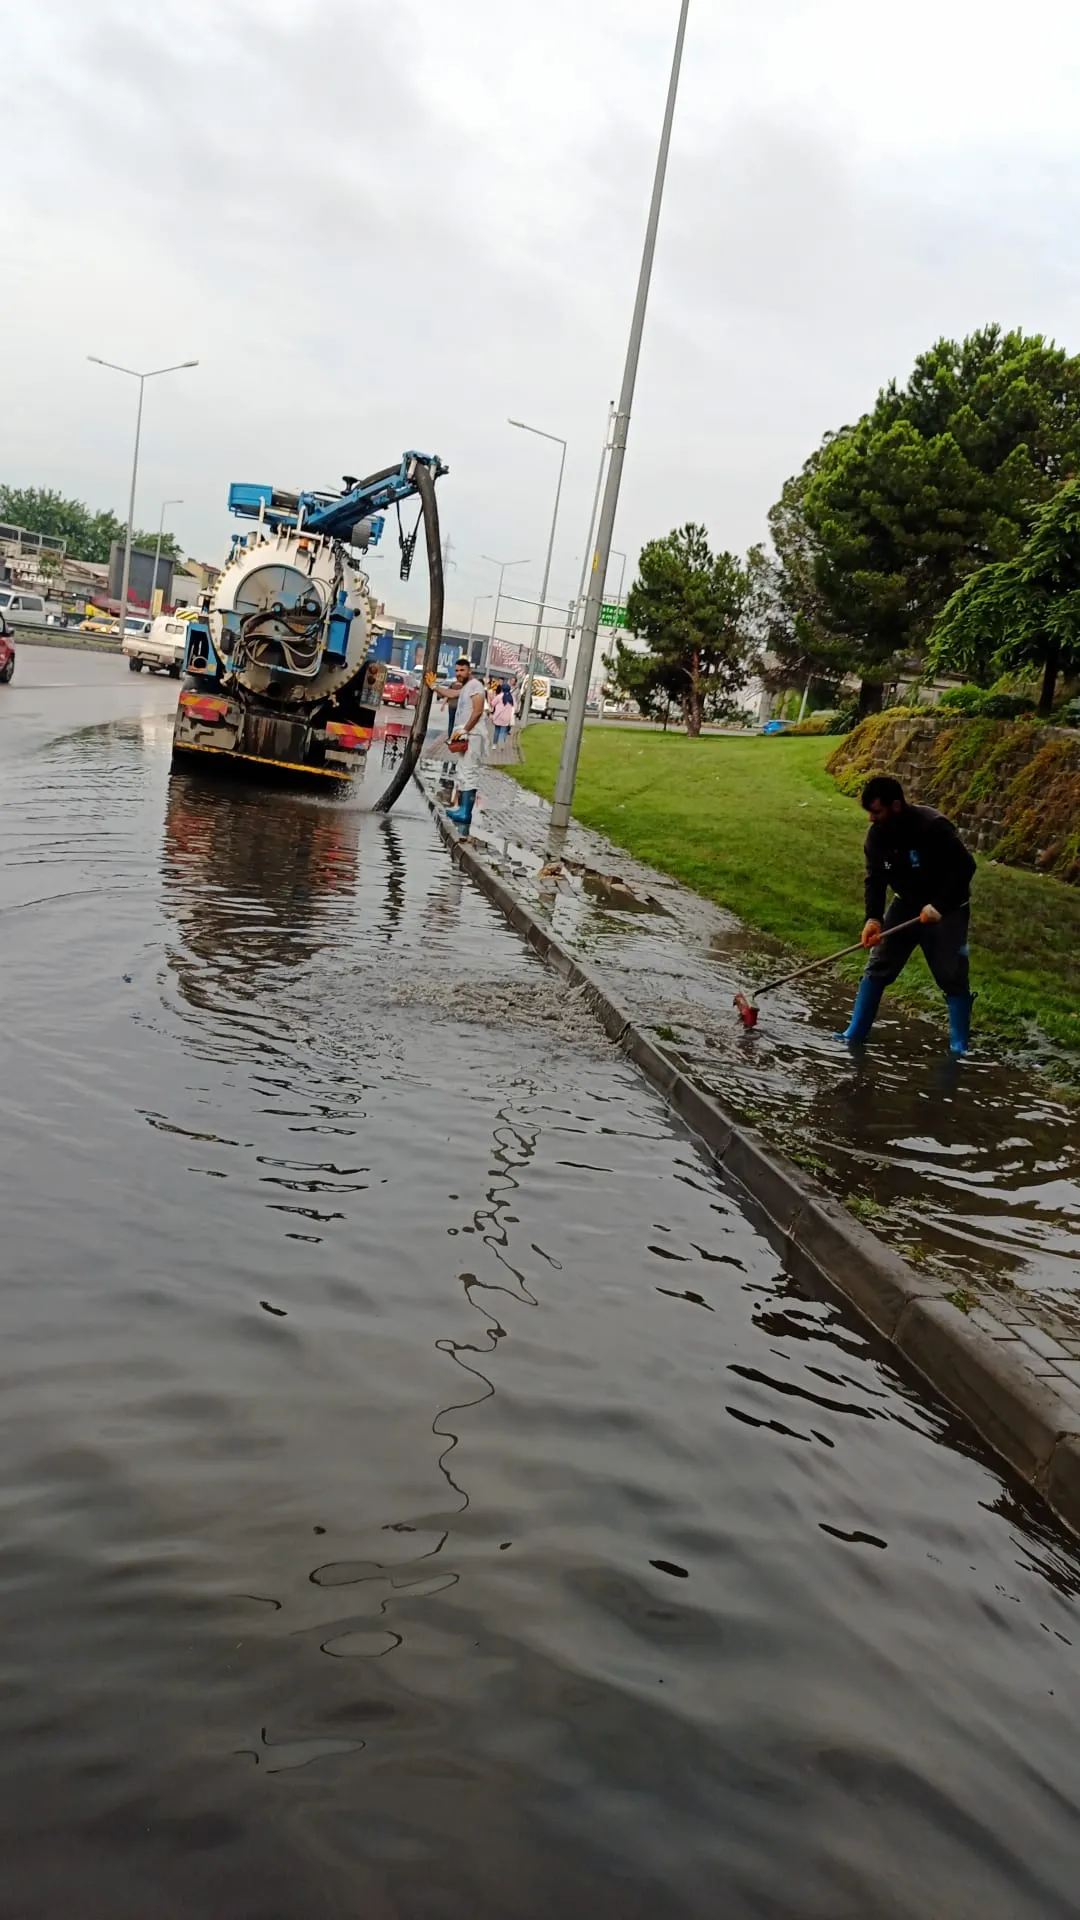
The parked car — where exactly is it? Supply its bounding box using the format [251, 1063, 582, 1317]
[80, 614, 119, 636]
[383, 667, 418, 708]
[0, 587, 48, 626]
[761, 718, 790, 735]
[123, 614, 188, 676]
[0, 613, 14, 682]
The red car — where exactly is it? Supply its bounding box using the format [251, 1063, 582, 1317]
[382, 668, 418, 708]
[0, 614, 14, 684]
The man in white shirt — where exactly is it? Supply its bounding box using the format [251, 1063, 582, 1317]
[435, 657, 488, 833]
[443, 656, 486, 829]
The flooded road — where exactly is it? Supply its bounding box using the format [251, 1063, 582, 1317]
[4, 659, 1080, 1918]
[473, 780, 1080, 1309]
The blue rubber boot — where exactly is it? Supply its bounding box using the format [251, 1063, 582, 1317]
[446, 789, 476, 832]
[946, 993, 973, 1055]
[836, 974, 886, 1045]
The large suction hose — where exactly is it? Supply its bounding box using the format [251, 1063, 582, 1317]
[374, 458, 444, 815]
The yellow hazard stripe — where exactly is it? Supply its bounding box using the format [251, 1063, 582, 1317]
[172, 742, 352, 780]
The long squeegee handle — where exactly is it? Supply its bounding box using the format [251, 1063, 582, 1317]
[752, 914, 926, 1002]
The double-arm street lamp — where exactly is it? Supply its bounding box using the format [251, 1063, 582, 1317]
[88, 355, 198, 633]
[482, 554, 531, 661]
[508, 418, 567, 726]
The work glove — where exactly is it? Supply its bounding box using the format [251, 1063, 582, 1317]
[860, 919, 883, 948]
[920, 905, 942, 925]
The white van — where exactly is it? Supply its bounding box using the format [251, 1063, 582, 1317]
[0, 587, 48, 626]
[543, 678, 571, 720]
[123, 614, 189, 676]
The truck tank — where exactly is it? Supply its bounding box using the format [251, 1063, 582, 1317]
[172, 453, 446, 785]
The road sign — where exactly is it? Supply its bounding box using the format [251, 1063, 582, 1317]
[599, 602, 627, 628]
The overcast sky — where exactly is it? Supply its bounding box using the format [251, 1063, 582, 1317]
[5, 0, 1080, 648]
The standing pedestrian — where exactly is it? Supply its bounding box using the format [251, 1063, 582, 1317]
[838, 775, 977, 1054]
[489, 680, 516, 744]
[443, 657, 489, 833]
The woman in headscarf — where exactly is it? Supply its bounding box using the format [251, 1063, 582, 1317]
[489, 681, 516, 744]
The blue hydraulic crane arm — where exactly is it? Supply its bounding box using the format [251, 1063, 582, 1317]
[226, 452, 448, 544]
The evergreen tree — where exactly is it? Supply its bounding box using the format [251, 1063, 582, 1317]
[614, 525, 758, 735]
[931, 477, 1080, 713]
[777, 327, 1080, 716]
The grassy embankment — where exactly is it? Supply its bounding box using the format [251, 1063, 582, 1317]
[511, 728, 1080, 1057]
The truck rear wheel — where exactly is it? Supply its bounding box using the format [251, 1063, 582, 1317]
[128, 657, 143, 672]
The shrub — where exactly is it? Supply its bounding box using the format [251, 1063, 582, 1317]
[938, 683, 985, 713]
[937, 685, 1035, 719]
[1061, 697, 1080, 729]
[825, 703, 859, 734]
[979, 693, 1036, 719]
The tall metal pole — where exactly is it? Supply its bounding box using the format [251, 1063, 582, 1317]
[566, 401, 615, 674]
[482, 554, 530, 670]
[470, 591, 492, 642]
[149, 495, 182, 620]
[117, 375, 145, 635]
[470, 591, 492, 668]
[509, 421, 567, 731]
[549, 0, 690, 839]
[561, 599, 576, 673]
[87, 357, 198, 636]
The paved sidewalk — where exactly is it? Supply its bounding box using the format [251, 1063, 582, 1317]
[422, 763, 1080, 1419]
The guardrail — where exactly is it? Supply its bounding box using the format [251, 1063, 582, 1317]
[8, 621, 122, 652]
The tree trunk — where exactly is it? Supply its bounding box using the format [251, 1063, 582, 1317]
[684, 650, 702, 736]
[1038, 642, 1060, 717]
[856, 678, 884, 719]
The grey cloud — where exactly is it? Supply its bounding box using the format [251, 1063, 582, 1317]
[4, 0, 1080, 636]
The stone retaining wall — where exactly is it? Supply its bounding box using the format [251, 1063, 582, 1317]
[828, 711, 1080, 884]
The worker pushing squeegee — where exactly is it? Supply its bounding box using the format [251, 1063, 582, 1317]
[735, 775, 977, 1056]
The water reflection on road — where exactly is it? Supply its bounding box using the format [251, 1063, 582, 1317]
[475, 786, 1080, 1304]
[2, 706, 1080, 1917]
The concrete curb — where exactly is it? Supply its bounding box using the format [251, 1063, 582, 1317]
[419, 782, 1080, 1538]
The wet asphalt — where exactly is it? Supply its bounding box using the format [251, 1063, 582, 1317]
[2, 647, 1080, 1919]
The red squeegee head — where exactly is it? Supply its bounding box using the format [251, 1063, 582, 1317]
[733, 992, 759, 1029]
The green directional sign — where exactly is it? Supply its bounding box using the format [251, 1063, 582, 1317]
[599, 601, 627, 628]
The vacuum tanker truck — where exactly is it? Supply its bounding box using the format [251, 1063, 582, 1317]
[172, 452, 446, 784]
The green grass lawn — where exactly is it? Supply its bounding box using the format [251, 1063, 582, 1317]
[511, 728, 1080, 1058]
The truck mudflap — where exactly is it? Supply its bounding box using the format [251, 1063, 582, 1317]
[323, 720, 373, 777]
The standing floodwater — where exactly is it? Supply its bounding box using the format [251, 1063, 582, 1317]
[2, 669, 1080, 1919]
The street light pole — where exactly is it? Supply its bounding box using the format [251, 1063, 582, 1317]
[549, 0, 690, 840]
[482, 554, 531, 668]
[470, 592, 493, 663]
[149, 496, 183, 620]
[87, 356, 198, 634]
[508, 420, 567, 731]
[566, 400, 616, 673]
